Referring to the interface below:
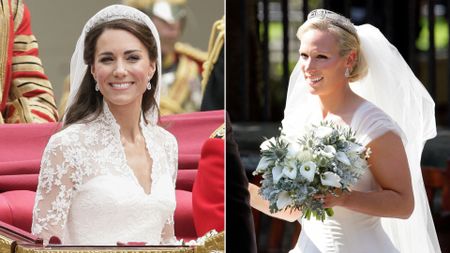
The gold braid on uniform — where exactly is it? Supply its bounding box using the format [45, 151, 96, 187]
[174, 42, 208, 63]
[201, 16, 224, 93]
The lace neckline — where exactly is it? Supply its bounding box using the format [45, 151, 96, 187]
[99, 102, 156, 196]
[100, 101, 148, 130]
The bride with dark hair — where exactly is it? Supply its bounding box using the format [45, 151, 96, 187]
[31, 5, 178, 245]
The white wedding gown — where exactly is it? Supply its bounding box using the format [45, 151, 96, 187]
[31, 103, 178, 245]
[290, 101, 403, 253]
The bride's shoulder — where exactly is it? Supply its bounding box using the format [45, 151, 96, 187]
[352, 100, 405, 145]
[47, 124, 85, 146]
[354, 100, 394, 123]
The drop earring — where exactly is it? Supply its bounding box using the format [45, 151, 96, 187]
[147, 80, 152, 91]
[95, 82, 99, 91]
[344, 67, 350, 78]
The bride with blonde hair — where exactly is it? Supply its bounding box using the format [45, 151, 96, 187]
[250, 9, 440, 253]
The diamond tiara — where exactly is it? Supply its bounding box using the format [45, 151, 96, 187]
[307, 9, 356, 36]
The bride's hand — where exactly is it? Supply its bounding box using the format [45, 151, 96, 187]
[316, 189, 349, 208]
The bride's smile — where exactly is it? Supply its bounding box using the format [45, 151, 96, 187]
[109, 82, 134, 90]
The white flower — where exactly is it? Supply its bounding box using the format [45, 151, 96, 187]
[300, 161, 317, 182]
[276, 191, 292, 209]
[260, 137, 276, 151]
[287, 142, 301, 158]
[321, 172, 342, 187]
[272, 165, 283, 184]
[321, 145, 336, 158]
[315, 126, 333, 138]
[283, 160, 298, 179]
[336, 151, 351, 166]
[255, 157, 271, 173]
[297, 150, 313, 162]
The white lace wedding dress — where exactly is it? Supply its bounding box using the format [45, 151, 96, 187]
[31, 103, 178, 245]
[289, 101, 403, 253]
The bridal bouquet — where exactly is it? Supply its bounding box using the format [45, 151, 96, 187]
[253, 121, 371, 221]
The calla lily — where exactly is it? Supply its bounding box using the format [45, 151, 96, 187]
[272, 165, 283, 184]
[321, 145, 336, 158]
[315, 126, 333, 138]
[321, 172, 342, 187]
[276, 191, 292, 209]
[255, 157, 271, 174]
[336, 151, 351, 166]
[283, 160, 298, 179]
[260, 137, 276, 151]
[300, 161, 317, 182]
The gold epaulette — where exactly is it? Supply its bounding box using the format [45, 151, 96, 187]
[175, 42, 208, 63]
[201, 16, 225, 92]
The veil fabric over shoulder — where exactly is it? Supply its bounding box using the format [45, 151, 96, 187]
[283, 24, 440, 253]
[66, 4, 162, 125]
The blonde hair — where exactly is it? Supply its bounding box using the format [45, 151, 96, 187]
[296, 9, 368, 82]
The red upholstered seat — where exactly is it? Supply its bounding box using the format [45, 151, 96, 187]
[0, 190, 35, 232]
[0, 110, 224, 242]
[175, 190, 197, 240]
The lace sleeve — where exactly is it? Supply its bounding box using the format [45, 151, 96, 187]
[31, 136, 77, 245]
[160, 132, 178, 244]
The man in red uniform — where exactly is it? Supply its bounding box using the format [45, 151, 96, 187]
[0, 0, 58, 123]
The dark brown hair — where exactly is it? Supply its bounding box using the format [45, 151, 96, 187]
[63, 19, 159, 127]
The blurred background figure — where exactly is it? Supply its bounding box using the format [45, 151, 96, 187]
[123, 0, 207, 115]
[0, 0, 58, 123]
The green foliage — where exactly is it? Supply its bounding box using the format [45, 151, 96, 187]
[416, 16, 449, 51]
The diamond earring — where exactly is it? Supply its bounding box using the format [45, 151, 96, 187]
[344, 67, 350, 78]
[147, 80, 152, 91]
[95, 82, 99, 91]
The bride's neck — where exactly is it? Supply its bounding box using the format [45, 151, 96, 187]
[108, 103, 142, 143]
[318, 84, 359, 118]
